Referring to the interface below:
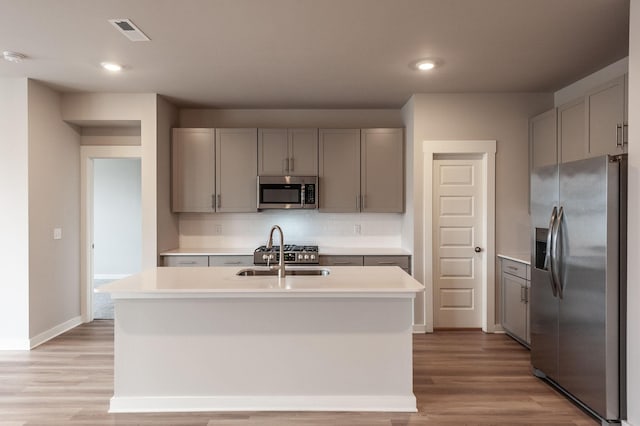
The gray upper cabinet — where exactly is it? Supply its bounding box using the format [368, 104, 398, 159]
[529, 109, 557, 170]
[171, 128, 215, 213]
[319, 129, 361, 212]
[258, 128, 318, 176]
[557, 97, 586, 164]
[586, 75, 627, 157]
[215, 128, 258, 212]
[361, 128, 404, 213]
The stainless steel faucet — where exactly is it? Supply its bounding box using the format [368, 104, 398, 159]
[266, 225, 285, 278]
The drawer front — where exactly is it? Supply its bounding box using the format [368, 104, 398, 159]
[319, 255, 364, 266]
[364, 255, 410, 270]
[208, 255, 253, 267]
[164, 256, 209, 267]
[501, 258, 528, 279]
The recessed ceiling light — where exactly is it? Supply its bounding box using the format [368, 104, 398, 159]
[416, 60, 435, 71]
[3, 51, 27, 63]
[101, 62, 123, 72]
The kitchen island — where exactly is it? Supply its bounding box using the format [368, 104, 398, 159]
[97, 266, 423, 413]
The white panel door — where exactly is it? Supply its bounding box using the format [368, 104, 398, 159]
[433, 156, 484, 328]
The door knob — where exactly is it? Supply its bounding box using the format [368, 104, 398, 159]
[475, 247, 482, 253]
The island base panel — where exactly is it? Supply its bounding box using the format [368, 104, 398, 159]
[111, 297, 416, 412]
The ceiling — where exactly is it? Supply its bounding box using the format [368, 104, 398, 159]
[0, 0, 630, 109]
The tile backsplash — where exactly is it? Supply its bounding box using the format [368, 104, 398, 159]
[178, 211, 403, 248]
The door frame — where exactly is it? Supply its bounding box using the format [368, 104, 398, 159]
[423, 140, 496, 332]
[80, 145, 142, 322]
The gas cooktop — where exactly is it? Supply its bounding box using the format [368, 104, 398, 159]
[254, 244, 319, 265]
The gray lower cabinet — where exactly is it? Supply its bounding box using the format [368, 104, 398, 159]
[500, 258, 531, 346]
[320, 254, 411, 274]
[208, 255, 253, 266]
[163, 255, 253, 267]
[163, 255, 209, 267]
[363, 255, 410, 274]
[319, 255, 364, 266]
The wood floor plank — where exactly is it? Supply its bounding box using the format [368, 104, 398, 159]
[0, 321, 597, 425]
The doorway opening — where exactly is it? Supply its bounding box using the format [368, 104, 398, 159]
[91, 158, 142, 319]
[81, 145, 142, 322]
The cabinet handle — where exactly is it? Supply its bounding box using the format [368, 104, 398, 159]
[616, 124, 623, 147]
[520, 286, 525, 302]
[356, 195, 360, 211]
[224, 261, 243, 265]
[524, 286, 529, 303]
[362, 194, 366, 210]
[623, 123, 629, 146]
[217, 194, 221, 208]
[507, 265, 518, 271]
[283, 158, 289, 174]
[179, 261, 197, 265]
[211, 194, 215, 209]
[289, 158, 294, 173]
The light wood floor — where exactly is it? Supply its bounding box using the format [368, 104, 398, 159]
[0, 321, 596, 425]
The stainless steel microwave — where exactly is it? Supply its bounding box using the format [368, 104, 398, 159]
[257, 176, 318, 209]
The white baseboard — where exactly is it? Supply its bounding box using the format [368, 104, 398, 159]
[94, 274, 130, 280]
[0, 338, 31, 351]
[109, 395, 417, 413]
[413, 324, 428, 333]
[29, 316, 82, 349]
[623, 421, 635, 426]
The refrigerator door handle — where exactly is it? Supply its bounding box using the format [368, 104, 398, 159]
[545, 206, 558, 297]
[551, 206, 564, 299]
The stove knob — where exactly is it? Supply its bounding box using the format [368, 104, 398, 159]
[310, 254, 316, 260]
[268, 254, 274, 260]
[298, 254, 303, 260]
[304, 254, 309, 260]
[262, 254, 268, 260]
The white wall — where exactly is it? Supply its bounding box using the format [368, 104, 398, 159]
[625, 2, 639, 424]
[61, 93, 159, 269]
[406, 93, 552, 329]
[179, 212, 402, 248]
[27, 80, 82, 339]
[156, 96, 180, 258]
[0, 78, 30, 349]
[93, 159, 142, 277]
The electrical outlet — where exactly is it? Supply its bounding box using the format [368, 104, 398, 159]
[215, 224, 223, 235]
[353, 224, 361, 235]
[53, 227, 62, 240]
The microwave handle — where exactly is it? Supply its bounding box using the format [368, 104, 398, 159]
[301, 184, 305, 207]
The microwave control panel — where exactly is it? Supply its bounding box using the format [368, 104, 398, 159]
[304, 184, 316, 204]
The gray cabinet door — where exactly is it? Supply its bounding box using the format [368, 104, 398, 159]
[502, 271, 527, 342]
[171, 128, 215, 213]
[258, 129, 289, 175]
[318, 129, 361, 212]
[288, 128, 318, 176]
[363, 255, 410, 274]
[558, 98, 586, 164]
[586, 75, 626, 157]
[215, 128, 258, 212]
[529, 109, 557, 170]
[361, 128, 404, 213]
[319, 255, 364, 266]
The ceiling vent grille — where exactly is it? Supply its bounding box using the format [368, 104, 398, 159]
[108, 18, 150, 42]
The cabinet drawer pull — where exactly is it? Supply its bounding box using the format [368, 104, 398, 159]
[507, 266, 518, 271]
[376, 261, 396, 265]
[334, 261, 352, 265]
[224, 261, 243, 265]
[179, 261, 197, 265]
[289, 158, 294, 172]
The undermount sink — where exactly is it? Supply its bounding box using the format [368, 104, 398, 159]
[236, 268, 330, 277]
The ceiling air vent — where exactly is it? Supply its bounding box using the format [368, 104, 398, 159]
[108, 18, 150, 42]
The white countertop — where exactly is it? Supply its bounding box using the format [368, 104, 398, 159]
[160, 247, 412, 256]
[497, 253, 531, 264]
[96, 266, 424, 299]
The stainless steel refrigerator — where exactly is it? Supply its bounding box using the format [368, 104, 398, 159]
[530, 154, 626, 424]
